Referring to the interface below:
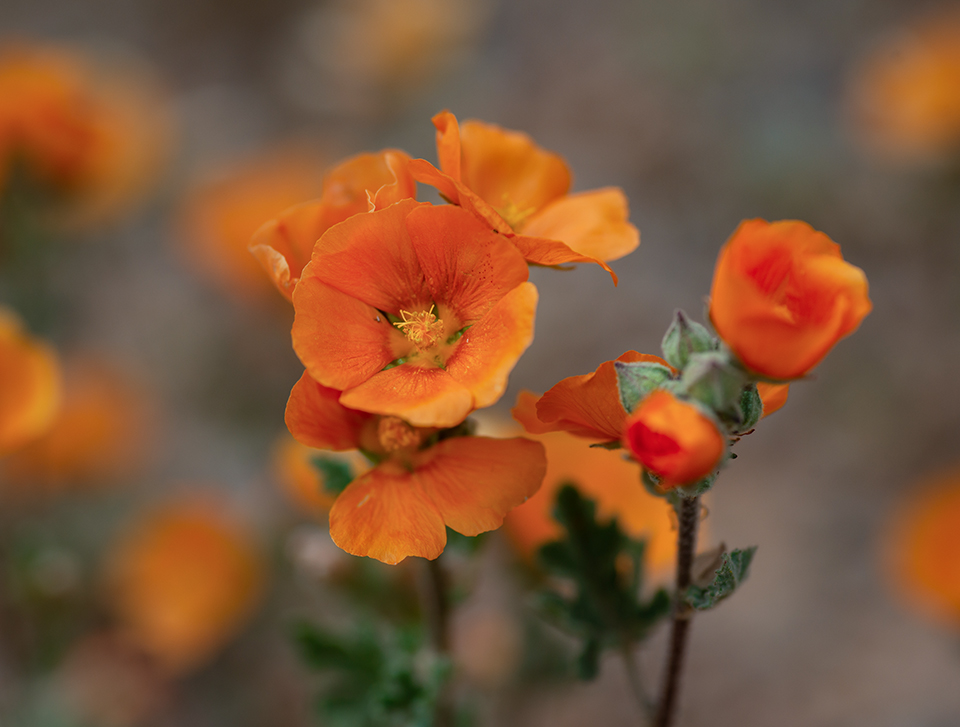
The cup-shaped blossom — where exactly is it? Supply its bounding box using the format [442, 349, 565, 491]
[709, 219, 872, 381]
[408, 111, 638, 282]
[104, 497, 264, 675]
[292, 199, 538, 428]
[622, 390, 725, 490]
[286, 371, 546, 564]
[0, 308, 60, 455]
[250, 149, 415, 301]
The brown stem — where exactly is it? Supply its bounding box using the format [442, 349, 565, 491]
[654, 495, 700, 727]
[419, 555, 452, 727]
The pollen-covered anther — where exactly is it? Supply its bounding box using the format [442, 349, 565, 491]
[377, 416, 425, 453]
[394, 306, 445, 350]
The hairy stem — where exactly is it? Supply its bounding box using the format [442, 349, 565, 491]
[654, 495, 700, 727]
[419, 555, 452, 727]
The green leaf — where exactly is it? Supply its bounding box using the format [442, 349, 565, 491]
[661, 309, 716, 370]
[684, 547, 758, 611]
[615, 361, 675, 414]
[311, 455, 355, 496]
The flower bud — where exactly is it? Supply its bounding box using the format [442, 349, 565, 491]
[678, 351, 749, 425]
[661, 309, 716, 371]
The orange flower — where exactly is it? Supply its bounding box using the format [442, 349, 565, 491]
[756, 381, 789, 417]
[0, 308, 60, 455]
[286, 371, 546, 564]
[408, 111, 638, 281]
[709, 219, 872, 381]
[104, 497, 264, 675]
[622, 390, 725, 490]
[885, 469, 960, 628]
[847, 9, 960, 160]
[506, 430, 676, 569]
[0, 42, 173, 226]
[292, 199, 538, 428]
[1, 356, 153, 491]
[249, 149, 415, 301]
[176, 147, 328, 302]
[513, 352, 675, 443]
[271, 434, 370, 515]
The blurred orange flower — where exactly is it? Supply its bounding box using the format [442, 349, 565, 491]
[506, 430, 676, 569]
[250, 149, 415, 302]
[104, 497, 264, 675]
[885, 468, 960, 628]
[622, 390, 726, 490]
[513, 352, 675, 444]
[271, 434, 369, 516]
[1, 355, 153, 491]
[0, 306, 60, 455]
[0, 41, 173, 226]
[756, 381, 789, 417]
[287, 371, 546, 564]
[292, 199, 538, 428]
[409, 111, 638, 281]
[176, 147, 327, 302]
[709, 219, 872, 381]
[848, 9, 960, 161]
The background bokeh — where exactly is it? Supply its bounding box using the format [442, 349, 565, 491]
[2, 0, 959, 725]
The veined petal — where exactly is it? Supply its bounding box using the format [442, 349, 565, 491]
[458, 119, 571, 214]
[445, 282, 538, 410]
[329, 466, 446, 564]
[339, 365, 473, 428]
[415, 436, 546, 536]
[408, 158, 513, 233]
[405, 204, 529, 322]
[285, 371, 374, 451]
[292, 280, 397, 391]
[432, 110, 462, 182]
[522, 188, 639, 262]
[307, 198, 431, 314]
[511, 233, 618, 285]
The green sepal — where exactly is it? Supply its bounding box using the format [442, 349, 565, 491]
[678, 351, 749, 425]
[673, 471, 719, 500]
[589, 440, 622, 450]
[615, 360, 675, 414]
[737, 384, 763, 433]
[684, 546, 758, 611]
[661, 309, 717, 370]
[311, 455, 355, 496]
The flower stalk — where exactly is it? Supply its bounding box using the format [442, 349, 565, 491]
[419, 555, 453, 727]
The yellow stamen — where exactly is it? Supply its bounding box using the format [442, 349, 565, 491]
[496, 198, 537, 231]
[394, 305, 444, 350]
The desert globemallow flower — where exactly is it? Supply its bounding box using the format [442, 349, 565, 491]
[286, 371, 546, 564]
[249, 149, 416, 302]
[408, 111, 638, 280]
[292, 198, 538, 428]
[709, 219, 872, 381]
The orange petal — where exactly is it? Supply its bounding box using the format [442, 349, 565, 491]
[291, 280, 397, 391]
[511, 233, 618, 284]
[307, 198, 432, 314]
[322, 149, 416, 211]
[0, 309, 61, 455]
[249, 199, 327, 302]
[405, 204, 529, 322]
[432, 110, 462, 181]
[445, 282, 538, 409]
[511, 390, 553, 435]
[458, 119, 571, 215]
[408, 158, 513, 233]
[756, 382, 789, 417]
[285, 371, 374, 451]
[415, 436, 546, 536]
[329, 465, 446, 564]
[522, 188, 639, 262]
[533, 352, 669, 441]
[339, 365, 473, 428]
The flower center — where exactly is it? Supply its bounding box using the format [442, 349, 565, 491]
[495, 198, 536, 231]
[377, 416, 424, 452]
[394, 305, 445, 350]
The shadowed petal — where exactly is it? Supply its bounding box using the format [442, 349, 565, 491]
[415, 436, 546, 536]
[329, 466, 446, 564]
[285, 371, 373, 451]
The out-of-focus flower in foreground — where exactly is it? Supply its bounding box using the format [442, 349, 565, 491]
[292, 199, 538, 428]
[885, 468, 960, 628]
[176, 147, 327, 302]
[847, 9, 960, 161]
[622, 390, 726, 490]
[0, 41, 173, 226]
[104, 497, 265, 675]
[709, 219, 872, 381]
[286, 371, 546, 564]
[506, 429, 677, 569]
[250, 149, 415, 302]
[2, 355, 154, 492]
[410, 111, 638, 280]
[0, 306, 60, 455]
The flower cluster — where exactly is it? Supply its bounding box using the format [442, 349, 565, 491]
[254, 111, 639, 563]
[517, 219, 871, 493]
